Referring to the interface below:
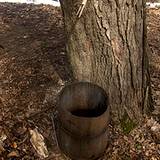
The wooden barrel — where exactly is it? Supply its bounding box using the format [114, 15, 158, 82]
[55, 82, 110, 160]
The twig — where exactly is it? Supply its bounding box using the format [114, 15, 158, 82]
[76, 0, 88, 18]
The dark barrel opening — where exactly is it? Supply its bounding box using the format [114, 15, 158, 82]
[59, 82, 108, 118]
[70, 97, 107, 117]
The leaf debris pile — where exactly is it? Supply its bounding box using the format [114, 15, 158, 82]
[0, 3, 159, 160]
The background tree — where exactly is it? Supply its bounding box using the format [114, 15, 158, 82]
[60, 0, 153, 125]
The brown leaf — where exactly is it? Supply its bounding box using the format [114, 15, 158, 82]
[7, 151, 19, 158]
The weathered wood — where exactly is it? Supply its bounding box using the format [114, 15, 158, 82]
[56, 82, 109, 160]
[60, 0, 152, 123]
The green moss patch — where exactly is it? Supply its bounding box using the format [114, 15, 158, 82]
[120, 112, 137, 134]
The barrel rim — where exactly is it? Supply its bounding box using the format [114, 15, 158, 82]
[58, 81, 109, 120]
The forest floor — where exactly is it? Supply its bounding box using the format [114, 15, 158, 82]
[0, 3, 160, 160]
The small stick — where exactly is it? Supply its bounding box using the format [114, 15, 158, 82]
[76, 0, 88, 18]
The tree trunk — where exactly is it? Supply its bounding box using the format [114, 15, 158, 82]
[60, 0, 152, 124]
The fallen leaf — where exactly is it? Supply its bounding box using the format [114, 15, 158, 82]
[12, 142, 17, 149]
[7, 150, 19, 158]
[0, 145, 5, 155]
[0, 133, 7, 144]
[29, 128, 49, 158]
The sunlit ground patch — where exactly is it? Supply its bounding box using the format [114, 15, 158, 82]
[0, 0, 60, 6]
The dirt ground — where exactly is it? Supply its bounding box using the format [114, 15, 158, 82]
[0, 3, 160, 160]
[147, 9, 160, 119]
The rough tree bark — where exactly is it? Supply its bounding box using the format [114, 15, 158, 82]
[60, 0, 152, 124]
